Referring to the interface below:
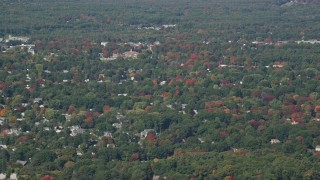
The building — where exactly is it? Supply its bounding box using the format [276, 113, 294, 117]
[6, 35, 30, 43]
[101, 42, 108, 46]
[270, 139, 280, 144]
[123, 49, 139, 59]
[107, 144, 116, 148]
[33, 98, 43, 103]
[70, 126, 84, 136]
[140, 129, 154, 139]
[112, 122, 122, 129]
[0, 174, 6, 180]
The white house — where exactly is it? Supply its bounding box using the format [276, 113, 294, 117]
[140, 129, 154, 139]
[101, 42, 108, 46]
[112, 122, 122, 129]
[270, 139, 281, 144]
[0, 173, 6, 180]
[70, 126, 84, 136]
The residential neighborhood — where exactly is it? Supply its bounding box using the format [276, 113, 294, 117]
[1, 0, 320, 179]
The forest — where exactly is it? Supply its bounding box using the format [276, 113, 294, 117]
[1, 0, 320, 179]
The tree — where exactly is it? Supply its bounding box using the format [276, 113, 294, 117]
[45, 108, 56, 120]
[35, 64, 43, 78]
[32, 150, 57, 166]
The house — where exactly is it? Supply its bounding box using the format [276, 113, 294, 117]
[16, 160, 27, 166]
[116, 113, 125, 120]
[314, 118, 320, 122]
[0, 174, 5, 180]
[270, 139, 281, 144]
[70, 126, 84, 136]
[152, 175, 167, 180]
[123, 49, 139, 59]
[6, 35, 29, 43]
[218, 64, 228, 68]
[252, 41, 264, 45]
[272, 62, 288, 68]
[296, 39, 320, 44]
[19, 44, 35, 55]
[7, 128, 21, 136]
[315, 145, 320, 152]
[193, 109, 198, 115]
[21, 103, 29, 107]
[98, 74, 105, 80]
[232, 148, 239, 153]
[33, 98, 43, 103]
[112, 122, 122, 129]
[63, 114, 72, 121]
[103, 132, 112, 138]
[181, 104, 187, 109]
[0, 117, 8, 125]
[101, 42, 108, 46]
[274, 41, 288, 46]
[160, 81, 166, 86]
[76, 150, 83, 156]
[28, 48, 35, 55]
[163, 24, 176, 28]
[107, 144, 116, 148]
[117, 94, 128, 96]
[44, 70, 51, 74]
[54, 126, 63, 133]
[166, 105, 173, 109]
[9, 173, 18, 180]
[140, 129, 154, 139]
[198, 138, 205, 143]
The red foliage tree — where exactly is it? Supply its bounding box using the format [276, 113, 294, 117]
[0, 83, 6, 89]
[214, 100, 224, 107]
[190, 54, 199, 60]
[289, 104, 301, 113]
[162, 92, 170, 97]
[175, 89, 180, 96]
[85, 117, 94, 123]
[185, 78, 197, 85]
[295, 136, 304, 143]
[176, 75, 183, 81]
[314, 105, 320, 113]
[146, 133, 156, 140]
[152, 79, 158, 86]
[85, 111, 94, 118]
[140, 91, 146, 97]
[219, 130, 229, 139]
[144, 105, 153, 112]
[264, 37, 272, 44]
[129, 153, 139, 161]
[261, 92, 275, 102]
[291, 112, 303, 123]
[103, 106, 112, 114]
[67, 105, 75, 114]
[43, 175, 55, 180]
[230, 56, 237, 64]
[248, 119, 260, 129]
[17, 136, 28, 142]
